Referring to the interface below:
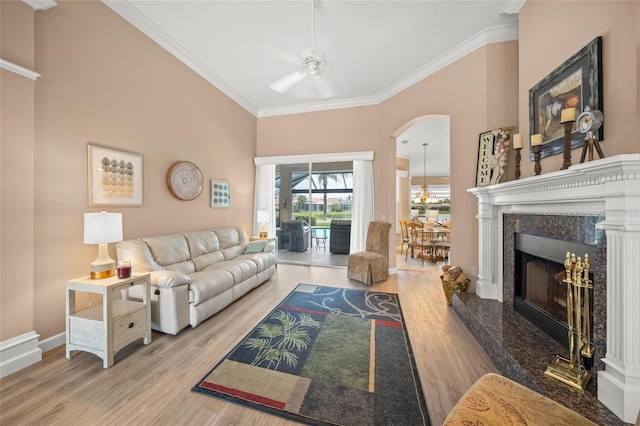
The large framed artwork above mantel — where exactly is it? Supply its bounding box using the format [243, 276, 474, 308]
[529, 37, 603, 161]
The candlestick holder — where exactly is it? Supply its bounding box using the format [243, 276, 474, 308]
[514, 147, 522, 180]
[532, 145, 542, 175]
[561, 121, 574, 170]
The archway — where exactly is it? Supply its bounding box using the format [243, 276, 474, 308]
[393, 115, 451, 247]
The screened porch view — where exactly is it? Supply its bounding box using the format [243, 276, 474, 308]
[276, 162, 353, 267]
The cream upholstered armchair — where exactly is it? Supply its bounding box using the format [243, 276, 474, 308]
[347, 221, 391, 286]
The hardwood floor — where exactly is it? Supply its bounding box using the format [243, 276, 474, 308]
[0, 254, 497, 425]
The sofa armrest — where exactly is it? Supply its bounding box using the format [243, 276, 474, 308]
[150, 270, 191, 289]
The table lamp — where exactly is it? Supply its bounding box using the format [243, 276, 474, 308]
[257, 210, 269, 238]
[83, 211, 123, 279]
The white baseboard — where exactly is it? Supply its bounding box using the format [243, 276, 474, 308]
[0, 331, 42, 378]
[39, 332, 66, 353]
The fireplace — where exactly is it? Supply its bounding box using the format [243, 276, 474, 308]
[514, 233, 595, 351]
[468, 154, 640, 423]
[505, 215, 605, 370]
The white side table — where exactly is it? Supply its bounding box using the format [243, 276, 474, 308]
[66, 273, 151, 368]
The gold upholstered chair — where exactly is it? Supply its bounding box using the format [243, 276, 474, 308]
[347, 221, 391, 286]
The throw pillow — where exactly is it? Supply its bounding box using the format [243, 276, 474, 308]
[244, 239, 268, 254]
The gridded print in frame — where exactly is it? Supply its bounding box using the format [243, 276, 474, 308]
[87, 143, 143, 206]
[211, 179, 230, 208]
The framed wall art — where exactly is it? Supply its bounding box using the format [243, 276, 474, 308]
[211, 179, 230, 208]
[87, 143, 143, 206]
[476, 130, 494, 187]
[166, 161, 203, 201]
[529, 36, 603, 161]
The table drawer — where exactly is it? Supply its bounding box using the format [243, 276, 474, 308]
[113, 308, 147, 352]
[69, 316, 104, 348]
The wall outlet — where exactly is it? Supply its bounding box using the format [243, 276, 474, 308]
[471, 266, 478, 276]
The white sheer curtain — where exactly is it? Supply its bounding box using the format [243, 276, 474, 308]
[350, 159, 374, 252]
[253, 164, 276, 238]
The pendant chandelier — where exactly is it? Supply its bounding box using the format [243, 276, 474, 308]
[413, 142, 436, 204]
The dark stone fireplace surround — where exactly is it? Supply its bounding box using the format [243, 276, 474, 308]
[465, 154, 640, 424]
[503, 213, 607, 371]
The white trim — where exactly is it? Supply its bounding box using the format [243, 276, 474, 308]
[376, 23, 518, 106]
[0, 59, 41, 80]
[39, 332, 65, 354]
[500, 0, 526, 15]
[396, 170, 409, 178]
[254, 151, 374, 166]
[101, 0, 258, 116]
[22, 0, 56, 11]
[101, 0, 518, 118]
[0, 332, 42, 378]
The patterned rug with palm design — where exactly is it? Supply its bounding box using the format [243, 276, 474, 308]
[192, 284, 430, 425]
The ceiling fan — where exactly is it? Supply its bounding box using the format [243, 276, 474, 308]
[269, 0, 334, 98]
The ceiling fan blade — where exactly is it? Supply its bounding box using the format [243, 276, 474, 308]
[269, 70, 307, 93]
[314, 77, 336, 99]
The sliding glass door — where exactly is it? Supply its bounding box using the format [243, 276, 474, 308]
[276, 162, 353, 266]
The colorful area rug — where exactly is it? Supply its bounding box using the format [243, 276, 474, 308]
[193, 284, 430, 425]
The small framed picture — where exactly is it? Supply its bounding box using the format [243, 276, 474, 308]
[87, 143, 143, 206]
[211, 179, 230, 208]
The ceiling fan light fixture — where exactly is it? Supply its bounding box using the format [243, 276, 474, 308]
[302, 51, 327, 76]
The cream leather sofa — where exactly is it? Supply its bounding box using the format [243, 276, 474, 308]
[116, 226, 276, 335]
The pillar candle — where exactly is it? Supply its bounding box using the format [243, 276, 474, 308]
[531, 134, 543, 146]
[513, 133, 523, 149]
[561, 107, 576, 123]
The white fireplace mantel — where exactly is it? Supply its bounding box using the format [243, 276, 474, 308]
[468, 154, 640, 423]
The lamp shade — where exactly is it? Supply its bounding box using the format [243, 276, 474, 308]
[83, 212, 123, 244]
[256, 210, 269, 224]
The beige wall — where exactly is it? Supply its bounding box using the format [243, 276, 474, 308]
[1, 0, 36, 340]
[518, 1, 640, 174]
[1, 0, 638, 346]
[1, 0, 257, 342]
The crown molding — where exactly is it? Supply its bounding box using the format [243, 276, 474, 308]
[102, 0, 518, 118]
[101, 0, 259, 116]
[500, 0, 526, 15]
[375, 23, 518, 105]
[0, 59, 41, 80]
[22, 0, 56, 11]
[258, 23, 519, 118]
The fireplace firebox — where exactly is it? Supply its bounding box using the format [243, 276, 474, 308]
[514, 233, 594, 351]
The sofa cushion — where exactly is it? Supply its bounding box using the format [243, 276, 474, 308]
[116, 239, 164, 272]
[203, 258, 257, 282]
[142, 234, 191, 266]
[213, 226, 248, 260]
[237, 252, 276, 271]
[188, 270, 234, 305]
[184, 230, 220, 256]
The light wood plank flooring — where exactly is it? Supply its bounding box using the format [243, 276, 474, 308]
[0, 254, 497, 425]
